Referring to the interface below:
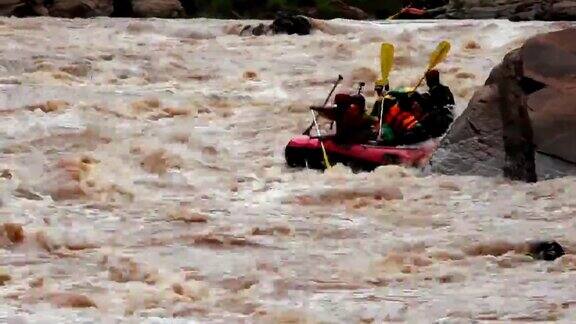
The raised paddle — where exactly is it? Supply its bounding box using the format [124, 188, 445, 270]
[303, 75, 343, 136]
[377, 43, 395, 140]
[413, 41, 451, 90]
[305, 75, 343, 169]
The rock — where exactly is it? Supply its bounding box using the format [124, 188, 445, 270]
[496, 49, 537, 182]
[48, 0, 113, 18]
[437, 0, 576, 21]
[429, 28, 576, 181]
[528, 240, 565, 261]
[240, 14, 312, 37]
[428, 85, 505, 177]
[131, 0, 185, 18]
[239, 23, 272, 36]
[271, 13, 312, 35]
[464, 240, 565, 261]
[0, 0, 47, 17]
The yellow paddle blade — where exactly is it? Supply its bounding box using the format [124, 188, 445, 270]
[427, 41, 451, 70]
[413, 41, 452, 89]
[377, 43, 394, 86]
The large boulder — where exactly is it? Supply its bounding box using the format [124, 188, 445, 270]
[239, 14, 313, 37]
[48, 0, 113, 18]
[429, 28, 576, 181]
[0, 0, 47, 16]
[131, 0, 185, 18]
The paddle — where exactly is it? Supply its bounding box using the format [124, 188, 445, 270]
[303, 75, 343, 136]
[309, 107, 332, 169]
[305, 75, 343, 169]
[377, 43, 395, 140]
[386, 6, 405, 20]
[357, 82, 366, 95]
[413, 40, 451, 90]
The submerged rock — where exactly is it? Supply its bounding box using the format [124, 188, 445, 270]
[528, 241, 565, 261]
[240, 13, 313, 37]
[430, 28, 576, 181]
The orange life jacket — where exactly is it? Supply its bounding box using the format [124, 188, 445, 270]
[384, 103, 419, 133]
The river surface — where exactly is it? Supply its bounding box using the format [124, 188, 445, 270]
[0, 17, 576, 323]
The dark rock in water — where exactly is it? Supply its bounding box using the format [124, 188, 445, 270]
[251, 23, 267, 36]
[528, 241, 565, 261]
[239, 13, 312, 37]
[429, 85, 505, 177]
[497, 49, 537, 182]
[271, 13, 312, 35]
[239, 23, 272, 37]
[429, 28, 576, 182]
[48, 0, 113, 18]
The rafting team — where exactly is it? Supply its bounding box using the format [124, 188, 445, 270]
[310, 69, 455, 146]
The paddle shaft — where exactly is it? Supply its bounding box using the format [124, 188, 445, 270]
[323, 75, 343, 107]
[304, 75, 343, 135]
[309, 109, 331, 169]
[378, 96, 386, 140]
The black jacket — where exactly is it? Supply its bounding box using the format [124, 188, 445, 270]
[420, 84, 455, 138]
[427, 84, 455, 110]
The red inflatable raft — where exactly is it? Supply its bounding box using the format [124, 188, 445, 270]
[285, 135, 437, 172]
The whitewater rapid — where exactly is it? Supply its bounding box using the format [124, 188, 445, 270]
[0, 17, 576, 322]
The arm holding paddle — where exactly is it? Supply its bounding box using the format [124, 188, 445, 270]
[303, 74, 343, 136]
[310, 105, 338, 120]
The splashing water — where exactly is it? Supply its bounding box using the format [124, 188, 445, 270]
[0, 17, 575, 322]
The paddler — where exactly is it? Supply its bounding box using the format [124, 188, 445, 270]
[418, 69, 455, 138]
[311, 93, 378, 144]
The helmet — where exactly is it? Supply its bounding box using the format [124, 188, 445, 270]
[334, 93, 351, 105]
[350, 94, 366, 109]
[425, 69, 440, 85]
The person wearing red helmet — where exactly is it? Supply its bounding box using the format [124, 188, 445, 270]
[310, 93, 378, 144]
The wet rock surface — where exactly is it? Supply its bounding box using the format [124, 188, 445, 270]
[430, 28, 576, 181]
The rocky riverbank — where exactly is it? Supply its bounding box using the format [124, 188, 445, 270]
[3, 0, 574, 21]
